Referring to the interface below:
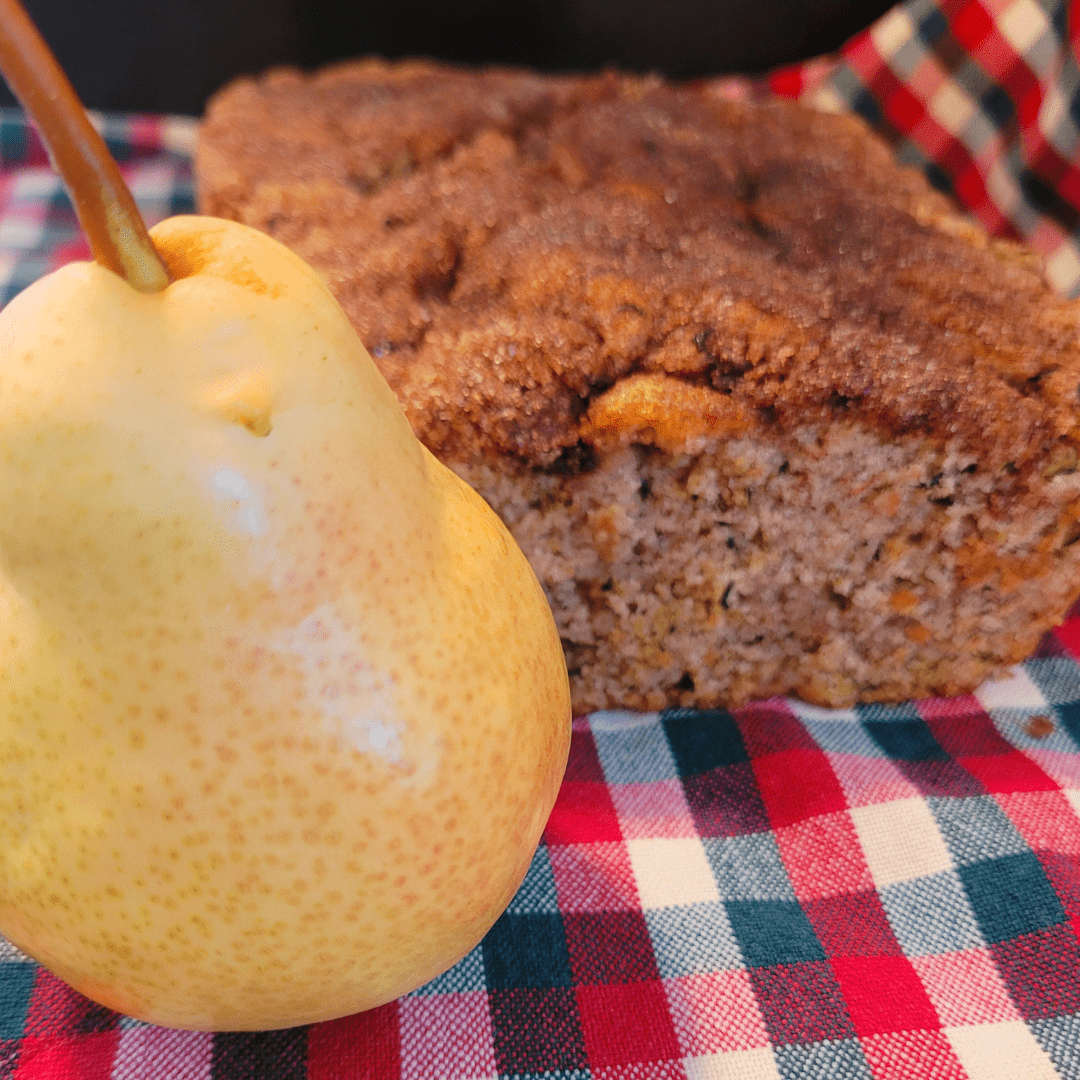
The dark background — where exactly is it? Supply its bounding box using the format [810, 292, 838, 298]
[0, 0, 896, 115]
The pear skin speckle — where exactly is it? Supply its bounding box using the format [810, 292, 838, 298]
[0, 217, 570, 1030]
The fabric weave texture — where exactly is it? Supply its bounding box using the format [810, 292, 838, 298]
[3, 0, 1080, 1073]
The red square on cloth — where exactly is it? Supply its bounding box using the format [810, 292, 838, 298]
[1059, 168, 1080, 213]
[775, 811, 873, 900]
[565, 727, 607, 783]
[957, 751, 1057, 794]
[908, 112, 953, 161]
[548, 841, 639, 912]
[997, 791, 1080, 855]
[1053, 616, 1080, 661]
[950, 0, 996, 51]
[884, 81, 927, 133]
[752, 749, 848, 828]
[769, 66, 808, 98]
[803, 891, 903, 958]
[861, 1030, 968, 1080]
[546, 727, 623, 843]
[954, 161, 995, 220]
[564, 911, 660, 985]
[734, 702, 817, 757]
[309, 1003, 400, 1080]
[921, 703, 1010, 758]
[544, 782, 622, 845]
[830, 955, 940, 1036]
[576, 982, 681, 1068]
[12, 1033, 121, 1080]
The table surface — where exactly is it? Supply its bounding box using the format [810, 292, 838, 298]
[3, 0, 1080, 1076]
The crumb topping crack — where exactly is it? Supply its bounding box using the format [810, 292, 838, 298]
[198, 60, 1080, 477]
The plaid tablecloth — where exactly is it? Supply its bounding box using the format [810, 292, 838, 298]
[5, 0, 1080, 1076]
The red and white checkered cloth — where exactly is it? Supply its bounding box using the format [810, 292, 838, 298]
[4, 0, 1080, 1076]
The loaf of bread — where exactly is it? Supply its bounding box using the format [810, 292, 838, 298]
[197, 59, 1080, 712]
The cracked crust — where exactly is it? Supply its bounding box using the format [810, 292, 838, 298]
[198, 58, 1080, 481]
[197, 60, 1080, 711]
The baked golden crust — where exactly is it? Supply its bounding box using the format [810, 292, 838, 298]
[197, 59, 1080, 712]
[198, 58, 1080, 483]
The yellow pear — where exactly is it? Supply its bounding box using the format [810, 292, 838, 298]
[0, 215, 571, 1030]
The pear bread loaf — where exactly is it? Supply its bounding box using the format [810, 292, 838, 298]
[197, 59, 1080, 713]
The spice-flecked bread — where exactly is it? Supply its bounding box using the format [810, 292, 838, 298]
[197, 59, 1080, 713]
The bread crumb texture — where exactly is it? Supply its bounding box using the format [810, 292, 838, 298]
[198, 59, 1080, 710]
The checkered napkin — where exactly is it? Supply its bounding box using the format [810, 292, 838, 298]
[5, 1, 1080, 1075]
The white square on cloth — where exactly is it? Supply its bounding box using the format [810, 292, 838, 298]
[627, 837, 719, 909]
[945, 1021, 1059, 1080]
[851, 798, 952, 888]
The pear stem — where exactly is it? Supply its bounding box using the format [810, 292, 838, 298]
[0, 0, 169, 291]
